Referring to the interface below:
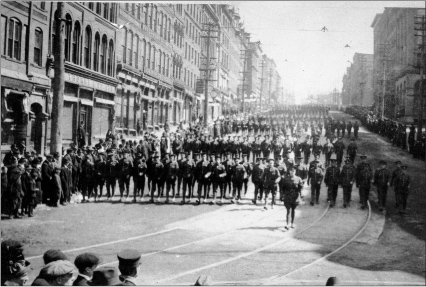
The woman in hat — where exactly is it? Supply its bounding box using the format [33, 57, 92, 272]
[1, 240, 30, 286]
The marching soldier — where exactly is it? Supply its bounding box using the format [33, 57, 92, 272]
[324, 155, 340, 207]
[211, 155, 227, 204]
[346, 138, 358, 164]
[275, 156, 288, 203]
[356, 155, 373, 210]
[223, 152, 235, 198]
[393, 165, 410, 215]
[294, 156, 308, 187]
[333, 136, 345, 167]
[353, 121, 359, 139]
[241, 154, 253, 196]
[252, 157, 265, 204]
[172, 134, 183, 159]
[340, 158, 356, 208]
[261, 158, 281, 209]
[390, 160, 402, 208]
[301, 136, 312, 165]
[118, 150, 133, 201]
[105, 153, 119, 200]
[240, 137, 252, 162]
[165, 154, 179, 203]
[347, 121, 353, 138]
[373, 160, 391, 211]
[196, 153, 212, 204]
[232, 159, 246, 203]
[261, 135, 271, 159]
[282, 166, 304, 229]
[180, 152, 196, 204]
[132, 153, 147, 202]
[272, 138, 283, 160]
[95, 151, 106, 200]
[150, 154, 164, 203]
[307, 161, 323, 206]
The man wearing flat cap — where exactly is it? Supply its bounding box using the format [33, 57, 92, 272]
[373, 160, 391, 211]
[117, 249, 141, 285]
[35, 260, 77, 286]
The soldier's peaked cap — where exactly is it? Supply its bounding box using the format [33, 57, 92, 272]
[117, 249, 141, 268]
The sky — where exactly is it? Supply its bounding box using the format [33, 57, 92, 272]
[222, 1, 426, 103]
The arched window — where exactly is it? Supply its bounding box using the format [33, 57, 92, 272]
[143, 4, 148, 25]
[154, 6, 158, 32]
[149, 4, 152, 28]
[33, 28, 43, 66]
[93, 32, 100, 71]
[167, 19, 171, 42]
[134, 34, 139, 69]
[107, 40, 114, 76]
[158, 49, 162, 72]
[7, 18, 22, 60]
[84, 26, 92, 68]
[72, 21, 81, 64]
[152, 46, 156, 69]
[147, 42, 151, 68]
[64, 14, 72, 61]
[122, 27, 127, 63]
[162, 52, 166, 75]
[166, 55, 170, 77]
[100, 35, 107, 74]
[142, 39, 146, 68]
[159, 12, 163, 37]
[103, 3, 109, 19]
[128, 30, 133, 65]
[163, 15, 167, 39]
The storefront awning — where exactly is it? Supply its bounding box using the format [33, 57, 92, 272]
[64, 95, 78, 102]
[95, 97, 115, 106]
[80, 99, 94, 106]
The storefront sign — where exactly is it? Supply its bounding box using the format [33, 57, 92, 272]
[65, 73, 116, 93]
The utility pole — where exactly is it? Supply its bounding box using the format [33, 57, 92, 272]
[200, 22, 218, 128]
[259, 58, 265, 112]
[379, 43, 391, 118]
[51, 2, 65, 162]
[240, 48, 249, 113]
[415, 14, 425, 142]
[268, 68, 273, 106]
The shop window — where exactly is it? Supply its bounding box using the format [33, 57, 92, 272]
[107, 40, 114, 76]
[72, 21, 81, 65]
[33, 28, 43, 66]
[84, 26, 92, 68]
[7, 18, 22, 60]
[93, 33, 100, 71]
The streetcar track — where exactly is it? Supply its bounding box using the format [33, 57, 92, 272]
[154, 204, 331, 284]
[261, 200, 372, 285]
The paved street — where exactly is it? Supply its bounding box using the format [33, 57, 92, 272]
[2, 111, 424, 286]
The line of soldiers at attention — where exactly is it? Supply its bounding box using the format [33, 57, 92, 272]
[346, 105, 425, 160]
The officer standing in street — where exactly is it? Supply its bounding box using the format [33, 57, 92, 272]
[340, 158, 356, 208]
[196, 153, 211, 204]
[118, 150, 133, 201]
[356, 155, 372, 206]
[105, 153, 119, 200]
[223, 152, 235, 198]
[282, 166, 303, 230]
[333, 136, 345, 167]
[232, 159, 246, 203]
[132, 153, 147, 202]
[324, 155, 340, 207]
[261, 158, 281, 210]
[373, 160, 391, 212]
[211, 155, 226, 204]
[150, 153, 164, 203]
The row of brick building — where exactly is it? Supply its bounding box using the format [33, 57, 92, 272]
[1, 2, 283, 156]
[342, 7, 425, 123]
